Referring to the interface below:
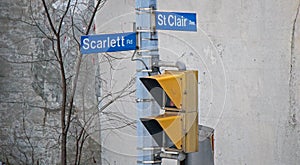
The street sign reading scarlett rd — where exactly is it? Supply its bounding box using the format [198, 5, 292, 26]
[155, 11, 197, 32]
[80, 32, 136, 54]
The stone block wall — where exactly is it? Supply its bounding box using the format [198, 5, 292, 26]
[0, 0, 102, 164]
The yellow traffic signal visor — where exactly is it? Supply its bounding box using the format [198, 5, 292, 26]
[140, 71, 183, 109]
[140, 114, 182, 150]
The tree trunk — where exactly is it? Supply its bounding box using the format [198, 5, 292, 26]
[61, 132, 67, 165]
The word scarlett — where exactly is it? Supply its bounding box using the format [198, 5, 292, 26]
[82, 36, 126, 50]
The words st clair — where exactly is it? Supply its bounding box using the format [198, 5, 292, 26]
[82, 36, 128, 50]
[157, 13, 194, 27]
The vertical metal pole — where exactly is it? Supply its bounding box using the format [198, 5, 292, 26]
[136, 0, 159, 164]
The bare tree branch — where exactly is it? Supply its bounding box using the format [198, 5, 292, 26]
[57, 0, 71, 35]
[41, 0, 57, 35]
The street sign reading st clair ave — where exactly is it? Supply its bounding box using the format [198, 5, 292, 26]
[80, 32, 136, 54]
[155, 11, 197, 32]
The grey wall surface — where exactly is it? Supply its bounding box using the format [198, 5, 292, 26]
[96, 0, 300, 165]
[95, 1, 138, 164]
[0, 0, 299, 164]
[0, 0, 102, 164]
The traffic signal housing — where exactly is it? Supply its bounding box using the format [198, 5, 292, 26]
[140, 70, 198, 153]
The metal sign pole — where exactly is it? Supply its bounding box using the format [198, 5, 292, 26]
[135, 0, 160, 164]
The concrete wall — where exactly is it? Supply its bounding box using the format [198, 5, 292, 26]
[0, 0, 299, 164]
[95, 1, 138, 164]
[0, 0, 102, 164]
[96, 0, 300, 164]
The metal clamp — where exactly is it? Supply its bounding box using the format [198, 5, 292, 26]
[136, 98, 154, 102]
[136, 48, 159, 53]
[135, 7, 156, 33]
[137, 147, 161, 151]
[137, 160, 162, 164]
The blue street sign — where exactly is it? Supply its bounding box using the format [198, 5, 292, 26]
[80, 32, 136, 54]
[155, 11, 197, 32]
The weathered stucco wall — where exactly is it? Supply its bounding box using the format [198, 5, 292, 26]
[1, 0, 299, 164]
[96, 0, 300, 164]
[0, 0, 102, 164]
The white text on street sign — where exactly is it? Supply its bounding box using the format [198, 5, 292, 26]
[80, 32, 136, 54]
[155, 11, 197, 32]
